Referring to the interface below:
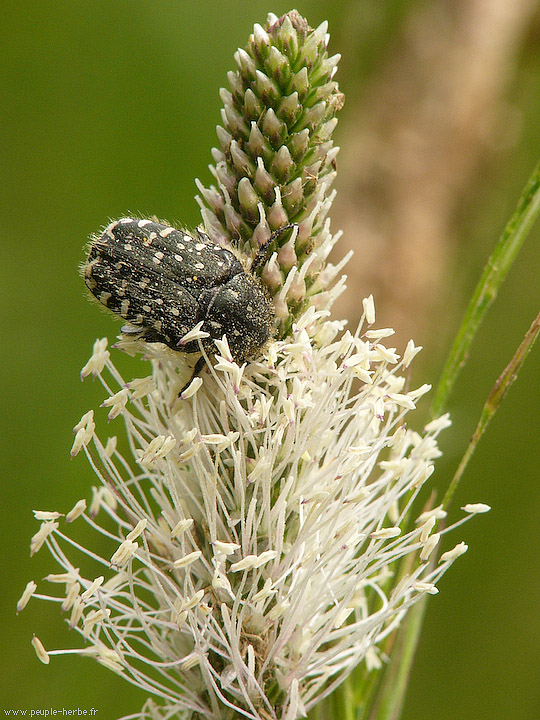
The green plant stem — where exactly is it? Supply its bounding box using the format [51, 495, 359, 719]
[431, 160, 540, 418]
[368, 596, 428, 720]
[442, 307, 540, 508]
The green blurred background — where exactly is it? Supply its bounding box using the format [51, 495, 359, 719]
[2, 1, 539, 718]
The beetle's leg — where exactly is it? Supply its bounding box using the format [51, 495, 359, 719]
[178, 356, 206, 397]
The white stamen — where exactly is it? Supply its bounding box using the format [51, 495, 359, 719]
[230, 550, 277, 572]
[462, 503, 491, 514]
[173, 551, 202, 569]
[66, 499, 86, 522]
[31, 636, 50, 664]
[17, 581, 37, 612]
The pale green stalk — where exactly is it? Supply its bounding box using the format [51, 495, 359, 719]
[443, 307, 540, 508]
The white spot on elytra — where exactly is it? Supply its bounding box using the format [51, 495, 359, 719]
[160, 227, 175, 238]
[138, 219, 152, 227]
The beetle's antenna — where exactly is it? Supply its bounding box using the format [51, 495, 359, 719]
[250, 224, 296, 273]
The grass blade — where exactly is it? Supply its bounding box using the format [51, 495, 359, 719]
[443, 307, 540, 508]
[431, 160, 540, 418]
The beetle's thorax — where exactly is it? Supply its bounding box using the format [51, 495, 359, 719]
[197, 274, 273, 362]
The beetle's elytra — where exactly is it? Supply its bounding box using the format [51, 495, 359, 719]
[82, 218, 274, 363]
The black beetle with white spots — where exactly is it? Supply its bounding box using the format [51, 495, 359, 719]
[82, 218, 282, 385]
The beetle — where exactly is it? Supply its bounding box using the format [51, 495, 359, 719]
[82, 218, 291, 389]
